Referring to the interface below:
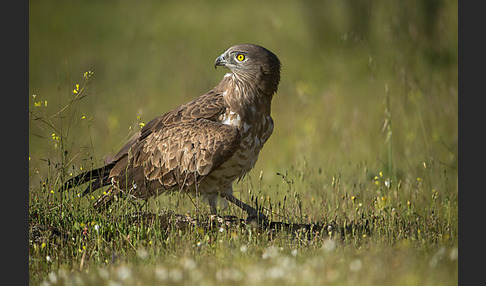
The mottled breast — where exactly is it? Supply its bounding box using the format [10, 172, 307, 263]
[203, 107, 273, 191]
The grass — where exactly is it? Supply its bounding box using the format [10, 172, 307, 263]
[29, 1, 457, 285]
[29, 158, 458, 285]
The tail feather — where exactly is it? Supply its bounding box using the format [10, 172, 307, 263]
[59, 163, 114, 194]
[82, 176, 109, 196]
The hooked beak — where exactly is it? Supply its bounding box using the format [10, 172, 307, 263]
[214, 54, 226, 69]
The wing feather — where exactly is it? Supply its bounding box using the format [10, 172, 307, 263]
[109, 118, 240, 198]
[109, 91, 226, 166]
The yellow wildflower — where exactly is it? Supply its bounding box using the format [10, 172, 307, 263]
[73, 84, 80, 94]
[83, 71, 94, 79]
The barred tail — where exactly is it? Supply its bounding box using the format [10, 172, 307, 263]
[59, 163, 114, 195]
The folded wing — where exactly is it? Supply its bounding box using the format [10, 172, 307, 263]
[109, 118, 241, 198]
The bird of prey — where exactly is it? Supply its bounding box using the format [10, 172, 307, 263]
[61, 44, 281, 224]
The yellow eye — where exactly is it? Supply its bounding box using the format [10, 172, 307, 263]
[236, 54, 245, 61]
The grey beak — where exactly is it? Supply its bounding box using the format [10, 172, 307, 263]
[214, 54, 226, 69]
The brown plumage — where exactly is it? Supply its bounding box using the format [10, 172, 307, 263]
[61, 44, 281, 224]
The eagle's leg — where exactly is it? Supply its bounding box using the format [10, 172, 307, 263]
[209, 199, 218, 215]
[221, 193, 268, 227]
[201, 193, 219, 215]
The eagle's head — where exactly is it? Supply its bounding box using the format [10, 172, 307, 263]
[215, 44, 281, 96]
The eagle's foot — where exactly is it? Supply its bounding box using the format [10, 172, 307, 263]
[209, 214, 225, 224]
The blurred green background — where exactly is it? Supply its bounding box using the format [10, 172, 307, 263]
[29, 0, 457, 190]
